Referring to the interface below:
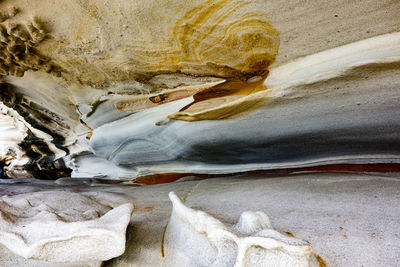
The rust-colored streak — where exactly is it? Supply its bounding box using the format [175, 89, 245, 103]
[178, 75, 267, 113]
[285, 232, 295, 237]
[86, 99, 107, 117]
[161, 224, 168, 258]
[143, 206, 154, 212]
[85, 132, 93, 140]
[315, 254, 327, 267]
[133, 173, 192, 185]
[133, 163, 400, 185]
[303, 163, 400, 173]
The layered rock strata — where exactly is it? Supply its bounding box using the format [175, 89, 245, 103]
[0, 0, 398, 178]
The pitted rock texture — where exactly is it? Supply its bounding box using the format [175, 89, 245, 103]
[0, 17, 59, 77]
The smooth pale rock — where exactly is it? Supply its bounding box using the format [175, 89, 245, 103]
[0, 106, 27, 168]
[67, 153, 123, 179]
[0, 191, 133, 263]
[164, 192, 313, 267]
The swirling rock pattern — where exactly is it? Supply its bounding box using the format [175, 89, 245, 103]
[89, 33, 400, 178]
[0, 0, 279, 84]
[0, 0, 399, 178]
[0, 0, 281, 177]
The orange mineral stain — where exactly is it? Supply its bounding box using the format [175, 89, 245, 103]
[143, 206, 154, 212]
[285, 232, 295, 237]
[315, 254, 327, 267]
[169, 74, 271, 121]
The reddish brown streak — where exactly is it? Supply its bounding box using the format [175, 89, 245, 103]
[133, 163, 400, 185]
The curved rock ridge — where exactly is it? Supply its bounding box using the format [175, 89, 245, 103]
[0, 191, 133, 262]
[89, 33, 400, 178]
[164, 192, 313, 267]
[172, 32, 400, 121]
[0, 105, 27, 168]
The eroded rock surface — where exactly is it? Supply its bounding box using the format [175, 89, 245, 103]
[165, 192, 313, 267]
[0, 0, 398, 179]
[89, 33, 400, 177]
[1, 173, 399, 266]
[0, 191, 133, 263]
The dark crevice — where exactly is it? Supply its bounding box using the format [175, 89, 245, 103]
[18, 130, 71, 179]
[0, 83, 72, 179]
[0, 161, 6, 178]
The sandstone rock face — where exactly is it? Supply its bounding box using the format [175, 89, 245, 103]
[0, 0, 399, 178]
[89, 33, 400, 178]
[0, 190, 133, 263]
[0, 1, 399, 266]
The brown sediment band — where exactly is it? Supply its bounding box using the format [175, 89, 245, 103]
[132, 163, 400, 185]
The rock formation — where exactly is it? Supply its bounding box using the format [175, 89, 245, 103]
[0, 0, 398, 178]
[165, 192, 313, 267]
[1, 173, 399, 266]
[0, 0, 399, 265]
[0, 190, 133, 263]
[90, 33, 400, 178]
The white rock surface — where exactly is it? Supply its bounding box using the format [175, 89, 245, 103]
[0, 190, 133, 263]
[0, 106, 27, 168]
[1, 172, 399, 266]
[164, 192, 313, 267]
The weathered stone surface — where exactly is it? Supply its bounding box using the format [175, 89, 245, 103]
[0, 1, 399, 266]
[165, 192, 313, 267]
[0, 190, 133, 263]
[89, 33, 400, 177]
[0, 0, 399, 178]
[0, 173, 399, 266]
